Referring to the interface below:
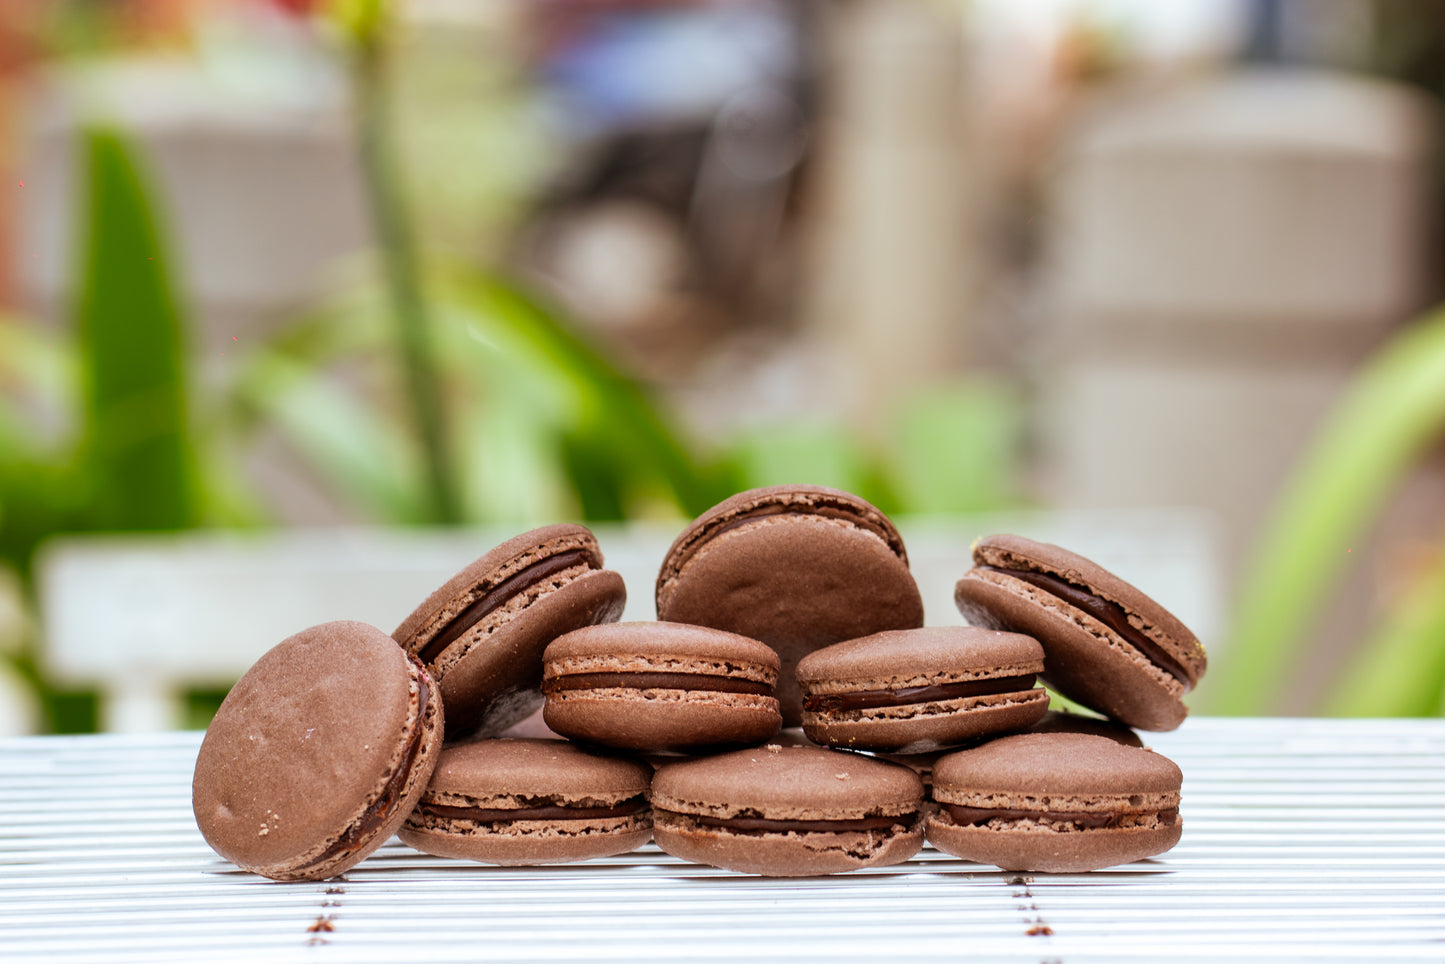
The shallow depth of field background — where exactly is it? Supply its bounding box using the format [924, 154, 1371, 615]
[2, 0, 1444, 734]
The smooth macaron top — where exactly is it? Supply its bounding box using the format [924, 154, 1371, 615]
[653, 745, 922, 820]
[932, 733, 1182, 799]
[422, 739, 652, 805]
[544, 622, 780, 684]
[192, 621, 437, 877]
[655, 485, 909, 608]
[796, 627, 1044, 690]
[966, 534, 1206, 684]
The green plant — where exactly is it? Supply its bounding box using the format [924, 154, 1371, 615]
[1209, 305, 1445, 716]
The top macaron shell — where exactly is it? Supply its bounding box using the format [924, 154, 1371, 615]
[795, 627, 1050, 753]
[398, 738, 654, 865]
[954, 534, 1206, 731]
[542, 622, 782, 752]
[394, 524, 626, 740]
[652, 744, 925, 876]
[192, 621, 443, 882]
[655, 485, 924, 726]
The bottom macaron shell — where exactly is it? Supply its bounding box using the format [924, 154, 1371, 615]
[398, 816, 652, 866]
[653, 813, 923, 877]
[544, 693, 782, 752]
[924, 812, 1182, 873]
[956, 576, 1187, 731]
[803, 690, 1050, 754]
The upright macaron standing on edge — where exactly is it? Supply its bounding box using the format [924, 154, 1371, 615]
[394, 524, 627, 741]
[192, 621, 444, 882]
[656, 485, 925, 726]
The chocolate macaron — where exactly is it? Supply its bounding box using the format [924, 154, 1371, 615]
[652, 744, 924, 876]
[399, 739, 653, 865]
[395, 524, 626, 740]
[192, 621, 443, 882]
[656, 485, 924, 725]
[542, 622, 782, 752]
[796, 627, 1049, 753]
[926, 732, 1183, 872]
[954, 534, 1206, 731]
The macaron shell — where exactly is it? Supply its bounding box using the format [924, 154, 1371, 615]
[955, 571, 1187, 730]
[802, 688, 1049, 754]
[652, 812, 923, 877]
[545, 692, 782, 752]
[192, 621, 443, 881]
[924, 814, 1182, 873]
[658, 514, 923, 725]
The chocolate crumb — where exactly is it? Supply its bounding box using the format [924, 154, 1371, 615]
[307, 916, 335, 933]
[1026, 924, 1054, 937]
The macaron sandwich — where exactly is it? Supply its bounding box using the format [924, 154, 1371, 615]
[925, 732, 1184, 872]
[542, 622, 782, 752]
[955, 534, 1207, 730]
[399, 739, 653, 865]
[395, 524, 627, 740]
[796, 626, 1049, 753]
[651, 745, 925, 876]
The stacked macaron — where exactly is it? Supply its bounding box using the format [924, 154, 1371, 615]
[193, 485, 1205, 881]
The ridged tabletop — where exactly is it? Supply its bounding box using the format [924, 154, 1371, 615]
[2, 717, 1443, 963]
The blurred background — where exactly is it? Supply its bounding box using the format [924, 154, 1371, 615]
[2, 0, 1444, 735]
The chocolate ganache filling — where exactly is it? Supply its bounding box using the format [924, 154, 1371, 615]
[294, 666, 431, 872]
[803, 675, 1038, 714]
[670, 501, 905, 576]
[944, 804, 1179, 829]
[977, 565, 1192, 689]
[543, 672, 773, 696]
[420, 796, 648, 824]
[677, 812, 915, 835]
[418, 548, 598, 664]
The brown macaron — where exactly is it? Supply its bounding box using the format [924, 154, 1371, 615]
[652, 744, 924, 876]
[542, 622, 782, 752]
[954, 534, 1206, 731]
[394, 524, 626, 740]
[398, 739, 653, 865]
[192, 621, 443, 882]
[656, 485, 924, 726]
[796, 627, 1049, 754]
[926, 732, 1183, 873]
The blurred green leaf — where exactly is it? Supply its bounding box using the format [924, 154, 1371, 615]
[1327, 559, 1445, 716]
[232, 352, 428, 524]
[1210, 306, 1445, 715]
[440, 271, 732, 518]
[885, 381, 1026, 514]
[74, 126, 197, 532]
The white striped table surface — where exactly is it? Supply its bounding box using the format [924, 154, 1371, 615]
[2, 717, 1442, 963]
